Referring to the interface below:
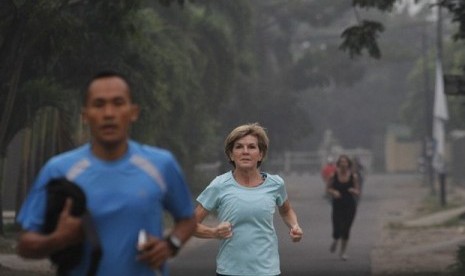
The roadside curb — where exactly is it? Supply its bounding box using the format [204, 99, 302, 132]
[403, 205, 465, 227]
[0, 254, 52, 272]
[371, 177, 465, 275]
[396, 236, 465, 255]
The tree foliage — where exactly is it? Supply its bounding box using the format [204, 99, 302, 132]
[342, 0, 465, 59]
[353, 0, 398, 10]
[339, 0, 397, 59]
[1, 0, 432, 231]
[0, 0, 152, 234]
[340, 20, 385, 59]
[442, 0, 465, 41]
[400, 39, 465, 138]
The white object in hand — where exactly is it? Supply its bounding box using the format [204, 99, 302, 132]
[138, 229, 148, 247]
[137, 229, 162, 276]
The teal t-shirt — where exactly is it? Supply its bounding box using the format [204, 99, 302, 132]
[197, 171, 287, 276]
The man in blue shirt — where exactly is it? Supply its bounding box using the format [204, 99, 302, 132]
[16, 71, 196, 275]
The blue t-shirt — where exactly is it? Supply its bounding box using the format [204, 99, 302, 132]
[197, 171, 287, 276]
[17, 140, 194, 276]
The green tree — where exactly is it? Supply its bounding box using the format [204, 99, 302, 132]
[1, 0, 249, 229]
[0, 0, 153, 234]
[215, 0, 367, 154]
[342, 0, 465, 59]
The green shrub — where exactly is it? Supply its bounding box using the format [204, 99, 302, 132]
[449, 244, 465, 275]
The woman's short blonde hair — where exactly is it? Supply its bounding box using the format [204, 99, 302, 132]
[224, 123, 269, 168]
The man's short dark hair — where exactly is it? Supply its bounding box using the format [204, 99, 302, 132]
[82, 71, 133, 106]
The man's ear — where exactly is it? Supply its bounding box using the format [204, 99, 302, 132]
[131, 104, 140, 122]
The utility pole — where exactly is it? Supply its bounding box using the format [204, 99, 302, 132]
[436, 3, 443, 83]
[422, 22, 435, 195]
[434, 2, 448, 206]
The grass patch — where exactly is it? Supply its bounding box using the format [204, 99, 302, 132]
[0, 223, 20, 254]
[415, 194, 462, 217]
[406, 186, 465, 229]
[448, 245, 465, 275]
[387, 221, 406, 229]
[441, 216, 465, 227]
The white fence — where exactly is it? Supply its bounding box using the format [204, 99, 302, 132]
[194, 149, 373, 176]
[266, 149, 373, 174]
[283, 151, 321, 173]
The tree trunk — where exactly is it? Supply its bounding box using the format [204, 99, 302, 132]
[15, 128, 31, 217]
[0, 55, 24, 236]
[0, 50, 24, 155]
[0, 156, 5, 235]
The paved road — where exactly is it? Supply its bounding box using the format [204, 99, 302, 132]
[169, 173, 418, 276]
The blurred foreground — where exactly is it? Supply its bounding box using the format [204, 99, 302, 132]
[1, 173, 464, 275]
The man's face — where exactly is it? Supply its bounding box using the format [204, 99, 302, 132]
[82, 76, 139, 148]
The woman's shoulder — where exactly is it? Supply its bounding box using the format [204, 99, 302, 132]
[210, 171, 234, 186]
[263, 173, 284, 186]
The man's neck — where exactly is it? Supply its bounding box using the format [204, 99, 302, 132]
[91, 141, 129, 161]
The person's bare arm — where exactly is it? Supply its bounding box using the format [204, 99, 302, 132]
[278, 200, 303, 242]
[16, 199, 83, 259]
[349, 174, 361, 196]
[194, 204, 232, 239]
[169, 216, 197, 246]
[326, 175, 341, 199]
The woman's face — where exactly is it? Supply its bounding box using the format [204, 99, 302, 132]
[338, 157, 350, 169]
[229, 134, 263, 170]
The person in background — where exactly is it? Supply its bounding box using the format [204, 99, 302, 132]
[326, 154, 360, 261]
[16, 71, 196, 275]
[321, 156, 337, 198]
[321, 156, 336, 184]
[352, 156, 365, 193]
[194, 123, 303, 276]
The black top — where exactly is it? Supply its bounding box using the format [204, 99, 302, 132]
[331, 173, 356, 206]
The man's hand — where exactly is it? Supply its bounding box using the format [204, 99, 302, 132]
[16, 198, 84, 259]
[137, 235, 171, 270]
[53, 198, 84, 246]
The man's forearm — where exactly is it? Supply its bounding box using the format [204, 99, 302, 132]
[171, 216, 196, 244]
[16, 231, 67, 259]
